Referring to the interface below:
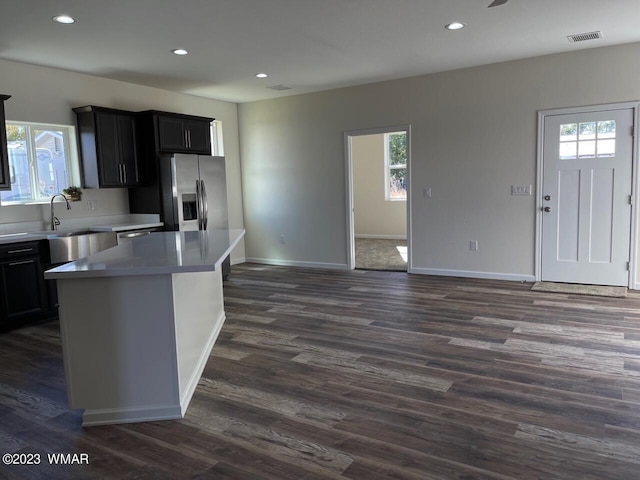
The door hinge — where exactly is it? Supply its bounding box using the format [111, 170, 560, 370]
[627, 262, 631, 271]
[630, 195, 634, 205]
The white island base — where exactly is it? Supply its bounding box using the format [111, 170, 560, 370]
[58, 270, 225, 425]
[58, 269, 224, 426]
[47, 229, 245, 426]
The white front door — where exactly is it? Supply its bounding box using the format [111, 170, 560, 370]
[541, 108, 634, 286]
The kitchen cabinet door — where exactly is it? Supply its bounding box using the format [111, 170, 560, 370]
[156, 114, 212, 155]
[0, 95, 11, 191]
[117, 114, 140, 186]
[157, 115, 187, 152]
[95, 112, 122, 186]
[74, 106, 141, 188]
[184, 120, 211, 154]
[0, 242, 47, 329]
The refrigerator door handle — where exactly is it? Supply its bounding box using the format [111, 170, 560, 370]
[201, 180, 209, 230]
[195, 180, 203, 230]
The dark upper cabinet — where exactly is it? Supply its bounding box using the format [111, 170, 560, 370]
[73, 106, 140, 188]
[0, 95, 11, 191]
[154, 112, 213, 155]
[128, 110, 214, 216]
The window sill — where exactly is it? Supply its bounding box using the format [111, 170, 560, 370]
[1, 200, 51, 206]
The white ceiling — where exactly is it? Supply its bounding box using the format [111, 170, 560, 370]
[1, 0, 638, 103]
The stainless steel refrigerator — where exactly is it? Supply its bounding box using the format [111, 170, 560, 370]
[159, 153, 230, 277]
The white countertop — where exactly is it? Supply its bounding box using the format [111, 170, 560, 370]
[84, 221, 164, 232]
[0, 215, 163, 245]
[45, 229, 245, 279]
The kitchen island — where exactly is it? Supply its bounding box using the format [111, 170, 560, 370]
[45, 229, 245, 426]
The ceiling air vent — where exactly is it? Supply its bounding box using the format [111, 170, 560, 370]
[567, 31, 603, 43]
[267, 85, 292, 91]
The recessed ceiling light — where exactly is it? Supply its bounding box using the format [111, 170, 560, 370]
[445, 21, 466, 31]
[171, 49, 189, 56]
[53, 15, 76, 24]
[256, 73, 268, 79]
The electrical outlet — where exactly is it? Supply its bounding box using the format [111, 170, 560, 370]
[470, 240, 478, 251]
[87, 200, 97, 211]
[279, 235, 286, 244]
[423, 187, 432, 198]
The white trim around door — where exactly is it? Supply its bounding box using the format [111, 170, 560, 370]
[344, 125, 412, 271]
[536, 101, 640, 288]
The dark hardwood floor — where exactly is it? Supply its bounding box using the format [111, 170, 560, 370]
[2, 264, 640, 479]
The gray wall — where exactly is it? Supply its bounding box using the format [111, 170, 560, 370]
[0, 58, 245, 262]
[352, 134, 406, 238]
[238, 42, 640, 278]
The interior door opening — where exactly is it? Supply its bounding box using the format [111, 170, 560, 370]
[345, 126, 411, 272]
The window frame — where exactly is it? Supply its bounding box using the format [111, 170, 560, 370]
[2, 120, 81, 205]
[211, 120, 224, 156]
[384, 131, 407, 202]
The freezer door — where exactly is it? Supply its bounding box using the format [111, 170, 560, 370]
[197, 156, 229, 231]
[172, 154, 201, 231]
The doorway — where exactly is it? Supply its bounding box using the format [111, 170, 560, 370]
[537, 103, 638, 287]
[345, 126, 411, 271]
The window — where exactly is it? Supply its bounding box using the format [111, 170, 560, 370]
[2, 122, 80, 205]
[211, 120, 224, 156]
[384, 131, 407, 201]
[559, 120, 616, 160]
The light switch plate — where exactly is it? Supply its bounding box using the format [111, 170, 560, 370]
[511, 185, 531, 196]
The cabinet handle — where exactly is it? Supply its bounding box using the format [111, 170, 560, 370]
[7, 248, 34, 255]
[187, 130, 192, 148]
[185, 130, 189, 148]
[122, 164, 127, 184]
[9, 259, 35, 266]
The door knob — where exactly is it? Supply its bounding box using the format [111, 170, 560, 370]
[543, 206, 551, 213]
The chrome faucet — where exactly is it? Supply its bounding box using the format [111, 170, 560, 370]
[50, 194, 71, 230]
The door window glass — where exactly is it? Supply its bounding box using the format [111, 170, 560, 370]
[559, 120, 616, 160]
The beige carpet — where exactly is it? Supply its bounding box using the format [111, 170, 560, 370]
[355, 238, 407, 271]
[531, 281, 628, 298]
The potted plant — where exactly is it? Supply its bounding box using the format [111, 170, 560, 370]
[62, 186, 82, 201]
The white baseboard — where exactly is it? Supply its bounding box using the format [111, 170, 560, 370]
[82, 404, 183, 427]
[246, 257, 348, 270]
[410, 267, 535, 283]
[243, 259, 534, 281]
[355, 234, 407, 240]
[231, 257, 246, 266]
[633, 282, 640, 291]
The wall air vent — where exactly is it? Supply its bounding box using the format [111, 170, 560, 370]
[567, 31, 603, 43]
[267, 85, 292, 91]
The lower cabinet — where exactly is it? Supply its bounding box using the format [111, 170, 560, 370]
[0, 241, 54, 331]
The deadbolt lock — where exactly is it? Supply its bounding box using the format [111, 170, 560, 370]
[544, 195, 551, 201]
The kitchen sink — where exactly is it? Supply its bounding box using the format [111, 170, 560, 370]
[48, 231, 118, 263]
[55, 230, 95, 237]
